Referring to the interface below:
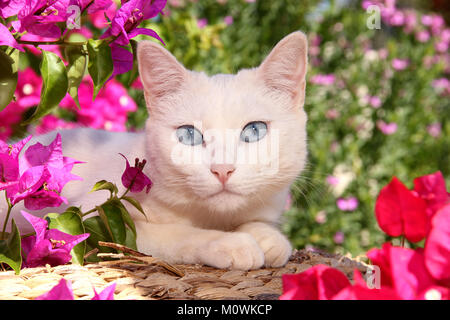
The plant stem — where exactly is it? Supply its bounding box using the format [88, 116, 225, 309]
[400, 236, 405, 248]
[81, 207, 98, 217]
[16, 40, 87, 46]
[1, 193, 13, 240]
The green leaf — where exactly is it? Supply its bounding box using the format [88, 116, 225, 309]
[83, 216, 114, 262]
[46, 209, 87, 265]
[0, 219, 22, 274]
[90, 180, 119, 196]
[65, 45, 87, 109]
[124, 227, 137, 251]
[97, 201, 126, 245]
[122, 196, 148, 221]
[83, 216, 113, 247]
[112, 198, 136, 237]
[87, 39, 113, 99]
[23, 50, 68, 124]
[0, 48, 19, 111]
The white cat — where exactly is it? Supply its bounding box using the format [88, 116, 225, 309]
[1, 31, 308, 270]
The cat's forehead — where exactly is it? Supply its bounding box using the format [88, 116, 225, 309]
[181, 70, 272, 128]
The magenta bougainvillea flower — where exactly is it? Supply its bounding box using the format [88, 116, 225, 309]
[336, 197, 358, 211]
[100, 0, 166, 75]
[4, 134, 83, 210]
[57, 76, 137, 132]
[0, 0, 24, 18]
[21, 211, 90, 268]
[0, 68, 43, 140]
[0, 135, 32, 192]
[35, 278, 116, 300]
[0, 23, 23, 51]
[119, 153, 152, 193]
[102, 0, 166, 46]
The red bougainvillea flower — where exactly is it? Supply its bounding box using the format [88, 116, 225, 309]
[6, 134, 83, 210]
[332, 270, 400, 300]
[280, 265, 351, 300]
[368, 239, 450, 299]
[119, 153, 152, 193]
[413, 171, 450, 218]
[21, 211, 90, 268]
[424, 204, 450, 287]
[375, 176, 428, 242]
[35, 278, 116, 300]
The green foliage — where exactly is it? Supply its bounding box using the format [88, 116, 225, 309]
[24, 51, 68, 124]
[0, 219, 22, 274]
[0, 48, 19, 111]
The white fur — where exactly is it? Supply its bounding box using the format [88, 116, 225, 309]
[0, 32, 309, 270]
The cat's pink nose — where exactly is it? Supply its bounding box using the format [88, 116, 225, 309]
[210, 164, 235, 185]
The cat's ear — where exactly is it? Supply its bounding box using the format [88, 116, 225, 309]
[137, 41, 188, 106]
[257, 31, 308, 105]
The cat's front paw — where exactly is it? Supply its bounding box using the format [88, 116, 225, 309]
[198, 233, 264, 270]
[258, 232, 292, 268]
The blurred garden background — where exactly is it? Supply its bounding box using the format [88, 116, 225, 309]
[1, 0, 449, 257]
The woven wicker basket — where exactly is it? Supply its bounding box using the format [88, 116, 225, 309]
[0, 248, 368, 300]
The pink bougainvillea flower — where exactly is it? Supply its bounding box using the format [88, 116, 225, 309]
[280, 265, 351, 300]
[21, 211, 90, 268]
[426, 123, 442, 138]
[224, 15, 233, 26]
[197, 18, 208, 28]
[376, 120, 397, 135]
[424, 204, 450, 287]
[391, 58, 409, 70]
[375, 176, 428, 242]
[0, 135, 32, 191]
[333, 231, 345, 244]
[6, 134, 83, 210]
[0, 23, 24, 51]
[336, 197, 358, 211]
[119, 153, 152, 193]
[36, 278, 116, 300]
[413, 171, 449, 218]
[310, 74, 335, 86]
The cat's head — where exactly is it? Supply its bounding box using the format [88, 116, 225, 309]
[137, 31, 308, 214]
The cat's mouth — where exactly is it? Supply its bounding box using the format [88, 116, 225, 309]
[207, 188, 242, 198]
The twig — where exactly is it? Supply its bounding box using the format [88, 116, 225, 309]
[98, 241, 148, 257]
[97, 242, 185, 277]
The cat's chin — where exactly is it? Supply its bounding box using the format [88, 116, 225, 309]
[202, 190, 248, 213]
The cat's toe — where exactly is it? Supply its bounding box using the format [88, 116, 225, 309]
[199, 233, 264, 271]
[259, 233, 292, 268]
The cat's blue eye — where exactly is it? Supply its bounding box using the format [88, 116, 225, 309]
[240, 121, 268, 143]
[176, 125, 203, 146]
